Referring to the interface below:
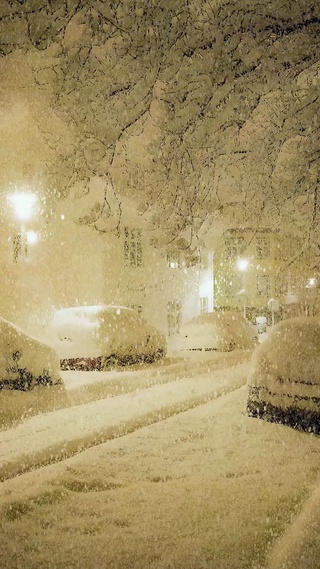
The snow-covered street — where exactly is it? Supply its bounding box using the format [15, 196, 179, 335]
[0, 351, 251, 481]
[1, 351, 320, 568]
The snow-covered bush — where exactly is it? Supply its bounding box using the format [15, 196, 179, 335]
[171, 310, 257, 352]
[0, 317, 62, 390]
[247, 317, 320, 433]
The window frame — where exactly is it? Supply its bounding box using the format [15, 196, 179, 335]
[124, 227, 142, 268]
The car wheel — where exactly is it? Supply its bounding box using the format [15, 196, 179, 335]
[16, 368, 34, 391]
[101, 354, 118, 368]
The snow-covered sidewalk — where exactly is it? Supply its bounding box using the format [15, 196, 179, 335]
[1, 385, 320, 569]
[0, 361, 251, 481]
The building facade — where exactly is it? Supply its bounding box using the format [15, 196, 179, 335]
[102, 204, 214, 335]
[214, 227, 319, 323]
[5, 185, 214, 338]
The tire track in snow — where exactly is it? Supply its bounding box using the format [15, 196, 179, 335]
[265, 479, 320, 569]
[0, 350, 252, 430]
[0, 362, 251, 482]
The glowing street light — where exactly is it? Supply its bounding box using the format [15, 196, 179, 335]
[237, 258, 249, 272]
[8, 192, 37, 222]
[26, 230, 38, 245]
[7, 192, 38, 262]
[305, 277, 317, 316]
[236, 258, 249, 319]
[306, 277, 316, 288]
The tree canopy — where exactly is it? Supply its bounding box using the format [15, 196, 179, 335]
[0, 0, 319, 259]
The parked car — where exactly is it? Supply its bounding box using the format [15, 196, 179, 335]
[247, 317, 320, 433]
[48, 305, 167, 370]
[0, 317, 62, 390]
[170, 310, 258, 353]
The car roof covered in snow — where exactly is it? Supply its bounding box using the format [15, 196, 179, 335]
[53, 305, 136, 317]
[250, 316, 320, 386]
[183, 311, 248, 326]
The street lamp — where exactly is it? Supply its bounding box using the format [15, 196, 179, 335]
[237, 258, 249, 319]
[306, 277, 317, 316]
[7, 192, 38, 262]
[8, 192, 37, 222]
[307, 278, 316, 288]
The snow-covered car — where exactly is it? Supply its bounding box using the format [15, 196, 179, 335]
[0, 317, 62, 390]
[48, 305, 167, 370]
[247, 317, 320, 433]
[170, 310, 258, 353]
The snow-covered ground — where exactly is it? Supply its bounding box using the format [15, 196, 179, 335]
[1, 349, 320, 569]
[0, 356, 251, 480]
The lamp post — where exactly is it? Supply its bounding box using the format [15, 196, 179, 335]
[8, 192, 38, 262]
[237, 258, 249, 319]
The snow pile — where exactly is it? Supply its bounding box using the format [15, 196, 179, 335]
[0, 317, 61, 390]
[48, 305, 166, 362]
[172, 310, 257, 352]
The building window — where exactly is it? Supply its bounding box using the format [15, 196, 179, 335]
[291, 275, 304, 293]
[200, 297, 208, 314]
[167, 252, 180, 269]
[278, 238, 300, 263]
[225, 237, 244, 259]
[167, 301, 181, 336]
[257, 275, 270, 298]
[274, 242, 282, 261]
[124, 227, 142, 267]
[225, 274, 242, 298]
[274, 275, 286, 298]
[256, 237, 270, 260]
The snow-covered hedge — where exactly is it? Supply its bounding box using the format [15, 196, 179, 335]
[247, 317, 320, 433]
[0, 317, 62, 390]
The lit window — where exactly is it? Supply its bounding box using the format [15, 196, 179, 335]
[124, 227, 142, 267]
[167, 252, 180, 269]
